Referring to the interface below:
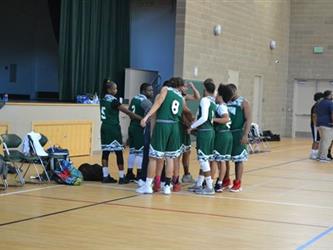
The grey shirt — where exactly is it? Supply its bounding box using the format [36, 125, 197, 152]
[141, 98, 152, 115]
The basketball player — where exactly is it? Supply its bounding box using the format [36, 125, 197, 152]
[100, 79, 142, 184]
[126, 83, 154, 181]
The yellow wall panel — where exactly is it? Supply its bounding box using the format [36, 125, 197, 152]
[0, 123, 8, 135]
[0, 123, 8, 155]
[33, 121, 92, 157]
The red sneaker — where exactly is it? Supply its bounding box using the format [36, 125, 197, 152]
[230, 180, 242, 192]
[153, 178, 161, 192]
[222, 178, 231, 190]
[173, 183, 182, 192]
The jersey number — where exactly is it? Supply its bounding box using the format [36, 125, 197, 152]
[171, 100, 180, 115]
[226, 120, 232, 129]
[210, 110, 215, 124]
[131, 105, 136, 114]
[101, 106, 106, 120]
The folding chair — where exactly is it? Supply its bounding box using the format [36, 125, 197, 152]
[0, 155, 8, 190]
[0, 134, 25, 185]
[248, 123, 270, 153]
[22, 133, 51, 183]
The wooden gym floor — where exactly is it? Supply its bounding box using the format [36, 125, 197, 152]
[1, 138, 333, 249]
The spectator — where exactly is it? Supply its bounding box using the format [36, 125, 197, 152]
[315, 90, 333, 162]
[310, 92, 323, 160]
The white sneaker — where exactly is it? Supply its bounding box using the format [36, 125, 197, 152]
[136, 184, 153, 194]
[163, 184, 171, 195]
[3, 179, 8, 190]
[310, 153, 318, 160]
[135, 179, 145, 188]
[319, 157, 332, 163]
[181, 174, 195, 183]
[188, 183, 202, 192]
[195, 187, 215, 195]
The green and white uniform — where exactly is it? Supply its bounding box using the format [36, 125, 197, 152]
[180, 123, 192, 153]
[227, 96, 248, 162]
[150, 87, 183, 159]
[191, 96, 216, 161]
[100, 94, 123, 151]
[128, 94, 146, 155]
[213, 103, 233, 161]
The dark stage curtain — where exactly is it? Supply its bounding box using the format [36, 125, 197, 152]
[59, 0, 130, 100]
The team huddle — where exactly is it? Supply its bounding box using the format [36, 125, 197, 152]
[100, 77, 251, 195]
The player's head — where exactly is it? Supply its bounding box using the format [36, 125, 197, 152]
[104, 79, 117, 96]
[140, 83, 153, 99]
[218, 83, 234, 103]
[323, 90, 332, 100]
[169, 77, 185, 90]
[163, 80, 173, 87]
[203, 78, 215, 96]
[313, 92, 323, 102]
[227, 83, 237, 98]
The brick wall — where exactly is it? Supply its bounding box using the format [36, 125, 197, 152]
[286, 0, 333, 136]
[174, 0, 291, 135]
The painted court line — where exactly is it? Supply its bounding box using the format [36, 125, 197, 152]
[247, 173, 333, 184]
[9, 192, 328, 230]
[296, 226, 333, 250]
[17, 193, 95, 204]
[0, 194, 138, 227]
[244, 158, 308, 174]
[177, 192, 333, 210]
[85, 183, 333, 210]
[0, 185, 63, 197]
[106, 203, 328, 229]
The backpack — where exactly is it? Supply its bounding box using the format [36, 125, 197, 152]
[78, 163, 103, 181]
[54, 159, 83, 185]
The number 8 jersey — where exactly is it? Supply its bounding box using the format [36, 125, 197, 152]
[156, 87, 184, 122]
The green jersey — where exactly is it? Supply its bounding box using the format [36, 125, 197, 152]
[100, 94, 121, 125]
[227, 96, 245, 130]
[195, 96, 217, 130]
[129, 94, 146, 126]
[214, 103, 231, 131]
[156, 87, 184, 122]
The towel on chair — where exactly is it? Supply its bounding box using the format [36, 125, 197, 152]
[22, 132, 48, 157]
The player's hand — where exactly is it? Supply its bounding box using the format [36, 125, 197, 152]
[240, 135, 248, 145]
[187, 128, 192, 134]
[140, 118, 147, 128]
[188, 82, 194, 89]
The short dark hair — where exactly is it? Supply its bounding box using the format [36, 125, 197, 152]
[227, 83, 237, 91]
[203, 78, 215, 94]
[140, 83, 151, 93]
[163, 80, 173, 87]
[314, 92, 323, 102]
[169, 77, 185, 88]
[218, 83, 233, 102]
[323, 90, 332, 98]
[102, 79, 116, 95]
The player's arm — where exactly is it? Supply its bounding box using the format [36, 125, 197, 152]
[312, 112, 317, 127]
[188, 98, 209, 133]
[118, 104, 142, 120]
[140, 87, 168, 127]
[185, 82, 201, 101]
[183, 98, 191, 113]
[241, 99, 252, 144]
[213, 114, 230, 124]
[213, 105, 230, 124]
